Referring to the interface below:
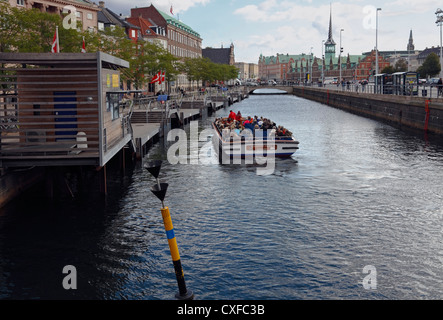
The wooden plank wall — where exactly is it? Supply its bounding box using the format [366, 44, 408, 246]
[0, 65, 100, 163]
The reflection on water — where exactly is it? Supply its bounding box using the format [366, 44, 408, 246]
[1, 94, 443, 300]
[252, 88, 289, 95]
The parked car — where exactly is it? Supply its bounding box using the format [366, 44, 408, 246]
[429, 78, 440, 86]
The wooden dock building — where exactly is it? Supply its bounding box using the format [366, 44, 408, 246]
[0, 52, 132, 168]
[0, 52, 249, 205]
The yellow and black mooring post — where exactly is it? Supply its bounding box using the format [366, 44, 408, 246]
[146, 160, 194, 300]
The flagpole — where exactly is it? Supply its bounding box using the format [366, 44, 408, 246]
[56, 26, 60, 53]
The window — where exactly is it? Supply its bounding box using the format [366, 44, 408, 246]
[98, 22, 104, 31]
[131, 30, 136, 38]
[106, 93, 120, 120]
[87, 13, 93, 20]
[16, 0, 24, 6]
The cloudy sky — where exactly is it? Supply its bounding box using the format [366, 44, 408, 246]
[103, 0, 443, 63]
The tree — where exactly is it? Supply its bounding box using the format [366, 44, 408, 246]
[417, 52, 441, 78]
[0, 2, 83, 53]
[394, 59, 408, 72]
[181, 57, 239, 87]
[381, 65, 395, 74]
[0, 2, 190, 92]
[181, 58, 200, 89]
[124, 40, 180, 91]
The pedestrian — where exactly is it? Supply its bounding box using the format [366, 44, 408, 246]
[438, 78, 443, 97]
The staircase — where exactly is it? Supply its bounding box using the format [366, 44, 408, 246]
[147, 111, 163, 124]
[131, 110, 165, 124]
[131, 111, 148, 124]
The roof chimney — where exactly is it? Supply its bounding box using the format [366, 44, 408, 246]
[99, 1, 105, 8]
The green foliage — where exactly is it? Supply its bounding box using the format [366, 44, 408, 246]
[381, 58, 408, 75]
[182, 57, 239, 86]
[0, 3, 84, 53]
[417, 52, 442, 78]
[0, 2, 236, 90]
[381, 65, 395, 74]
[394, 59, 408, 73]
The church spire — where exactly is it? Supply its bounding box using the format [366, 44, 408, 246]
[407, 29, 415, 51]
[325, 3, 336, 60]
[326, 4, 336, 45]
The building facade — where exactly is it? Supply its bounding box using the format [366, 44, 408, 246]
[203, 43, 235, 65]
[125, 15, 168, 49]
[8, 0, 100, 31]
[234, 62, 258, 80]
[130, 5, 202, 91]
[258, 5, 394, 83]
[98, 1, 140, 42]
[131, 5, 202, 60]
[355, 50, 390, 80]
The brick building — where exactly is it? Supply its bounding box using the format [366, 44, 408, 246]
[355, 50, 391, 80]
[130, 5, 203, 91]
[125, 15, 168, 50]
[131, 5, 202, 60]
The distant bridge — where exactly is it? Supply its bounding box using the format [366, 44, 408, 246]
[246, 86, 294, 95]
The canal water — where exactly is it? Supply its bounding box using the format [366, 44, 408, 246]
[1, 93, 443, 300]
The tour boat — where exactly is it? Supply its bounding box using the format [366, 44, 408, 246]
[212, 118, 299, 160]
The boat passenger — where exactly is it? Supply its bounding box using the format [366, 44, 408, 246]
[236, 111, 242, 121]
[258, 118, 263, 127]
[228, 110, 236, 121]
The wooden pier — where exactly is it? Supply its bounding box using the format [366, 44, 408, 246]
[129, 88, 248, 159]
[0, 51, 249, 205]
[0, 52, 132, 168]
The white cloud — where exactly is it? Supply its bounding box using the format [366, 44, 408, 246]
[101, 0, 442, 64]
[231, 0, 439, 62]
[386, 0, 442, 15]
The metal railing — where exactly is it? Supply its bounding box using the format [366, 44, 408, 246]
[304, 83, 443, 99]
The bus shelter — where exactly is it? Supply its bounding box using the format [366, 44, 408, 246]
[392, 72, 419, 96]
[374, 74, 393, 95]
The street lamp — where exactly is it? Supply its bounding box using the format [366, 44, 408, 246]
[340, 29, 344, 87]
[322, 40, 325, 87]
[436, 8, 443, 78]
[309, 47, 313, 84]
[376, 8, 382, 75]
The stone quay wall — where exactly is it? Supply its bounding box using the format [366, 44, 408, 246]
[293, 86, 443, 135]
